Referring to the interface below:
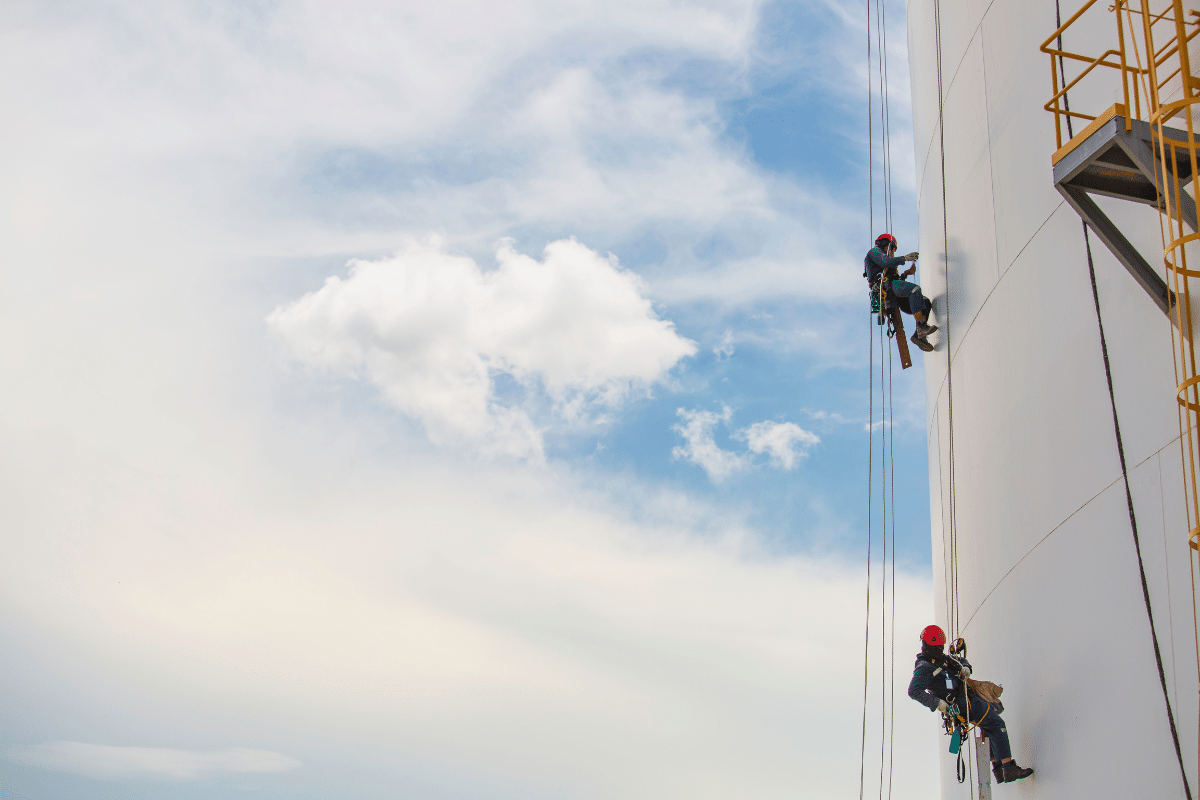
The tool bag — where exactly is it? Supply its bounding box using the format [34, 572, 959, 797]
[967, 678, 1004, 705]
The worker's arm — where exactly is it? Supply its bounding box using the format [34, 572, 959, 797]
[946, 654, 972, 677]
[866, 249, 907, 272]
[907, 661, 944, 711]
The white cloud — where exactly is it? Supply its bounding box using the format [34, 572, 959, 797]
[804, 409, 853, 424]
[268, 236, 696, 460]
[672, 406, 747, 481]
[739, 420, 820, 469]
[674, 409, 821, 478]
[8, 742, 300, 782]
[713, 329, 736, 360]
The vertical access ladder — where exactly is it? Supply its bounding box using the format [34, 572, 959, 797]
[1042, 0, 1200, 740]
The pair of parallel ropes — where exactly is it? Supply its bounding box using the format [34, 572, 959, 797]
[860, 2, 1195, 799]
[858, 1, 951, 796]
[859, 0, 901, 797]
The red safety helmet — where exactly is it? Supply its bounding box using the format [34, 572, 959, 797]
[875, 233, 898, 248]
[921, 624, 946, 647]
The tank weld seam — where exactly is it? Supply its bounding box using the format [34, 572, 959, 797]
[925, 200, 1069, 434]
[915, 0, 1006, 184]
[960, 429, 1191, 634]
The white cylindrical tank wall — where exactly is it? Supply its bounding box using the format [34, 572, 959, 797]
[904, 0, 1200, 797]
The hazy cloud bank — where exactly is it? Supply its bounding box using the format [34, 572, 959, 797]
[0, 430, 934, 799]
[8, 742, 300, 782]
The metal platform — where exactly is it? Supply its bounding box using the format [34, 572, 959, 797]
[1052, 104, 1198, 314]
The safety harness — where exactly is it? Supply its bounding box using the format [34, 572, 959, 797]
[926, 642, 997, 783]
[871, 274, 902, 337]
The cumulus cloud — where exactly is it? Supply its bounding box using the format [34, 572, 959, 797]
[672, 406, 747, 481]
[8, 742, 300, 782]
[739, 421, 820, 469]
[268, 237, 696, 460]
[673, 408, 820, 479]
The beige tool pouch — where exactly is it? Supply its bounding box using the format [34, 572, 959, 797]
[967, 678, 1003, 704]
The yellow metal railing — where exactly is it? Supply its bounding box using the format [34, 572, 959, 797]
[1041, 0, 1146, 150]
[1040, 2, 1200, 148]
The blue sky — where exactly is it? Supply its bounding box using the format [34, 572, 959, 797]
[0, 0, 936, 798]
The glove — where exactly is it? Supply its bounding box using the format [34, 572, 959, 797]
[960, 666, 971, 679]
[905, 251, 919, 261]
[936, 699, 949, 714]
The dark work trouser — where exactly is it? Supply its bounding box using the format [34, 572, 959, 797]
[888, 279, 931, 319]
[964, 693, 1012, 762]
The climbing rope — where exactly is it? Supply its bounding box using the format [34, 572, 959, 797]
[931, 0, 961, 644]
[887, 312, 897, 800]
[930, 0, 975, 793]
[861, 293, 898, 800]
[860, 2, 901, 799]
[1083, 210, 1195, 800]
[859, 294, 875, 800]
[878, 296, 892, 800]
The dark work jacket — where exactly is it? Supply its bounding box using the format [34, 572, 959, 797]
[908, 652, 972, 712]
[864, 246, 907, 286]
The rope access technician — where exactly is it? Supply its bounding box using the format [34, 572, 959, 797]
[908, 624, 1035, 784]
[864, 234, 937, 352]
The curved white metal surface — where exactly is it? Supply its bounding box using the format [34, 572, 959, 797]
[905, 0, 1200, 797]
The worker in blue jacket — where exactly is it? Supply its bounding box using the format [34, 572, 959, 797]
[865, 233, 937, 352]
[908, 624, 1034, 784]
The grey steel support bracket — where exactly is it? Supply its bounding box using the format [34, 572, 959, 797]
[1059, 184, 1174, 314]
[1052, 112, 1199, 315]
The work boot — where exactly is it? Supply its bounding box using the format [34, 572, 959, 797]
[999, 761, 1034, 782]
[911, 332, 935, 352]
[916, 321, 939, 337]
[992, 762, 1006, 784]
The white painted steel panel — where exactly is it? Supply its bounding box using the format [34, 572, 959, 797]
[940, 34, 1002, 358]
[979, 0, 1063, 274]
[904, 0, 1200, 796]
[942, 479, 1192, 800]
[932, 0, 990, 100]
[907, 0, 942, 184]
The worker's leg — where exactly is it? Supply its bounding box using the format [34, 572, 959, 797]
[967, 695, 1012, 762]
[888, 280, 932, 321]
[970, 696, 1034, 782]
